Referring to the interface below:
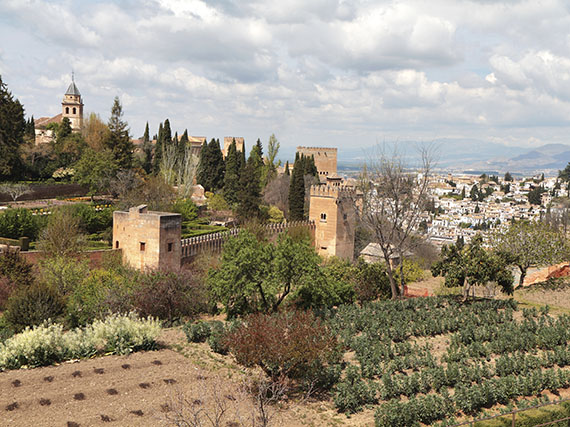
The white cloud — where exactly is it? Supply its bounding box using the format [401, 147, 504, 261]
[2, 0, 570, 151]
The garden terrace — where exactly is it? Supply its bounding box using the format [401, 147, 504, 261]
[326, 296, 570, 426]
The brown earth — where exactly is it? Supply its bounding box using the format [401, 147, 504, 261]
[0, 329, 363, 427]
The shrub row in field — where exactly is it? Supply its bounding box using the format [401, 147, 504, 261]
[0, 312, 160, 370]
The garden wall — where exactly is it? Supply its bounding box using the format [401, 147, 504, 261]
[0, 183, 88, 203]
[20, 248, 120, 268]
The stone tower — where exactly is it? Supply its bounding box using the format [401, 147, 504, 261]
[62, 76, 84, 131]
[113, 205, 182, 271]
[309, 184, 356, 260]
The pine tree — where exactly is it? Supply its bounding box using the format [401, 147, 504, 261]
[288, 153, 305, 221]
[224, 139, 240, 205]
[0, 76, 25, 178]
[105, 96, 133, 169]
[237, 153, 261, 220]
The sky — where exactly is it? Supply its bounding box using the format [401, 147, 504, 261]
[2, 0, 570, 158]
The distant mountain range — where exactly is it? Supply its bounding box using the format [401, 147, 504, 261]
[334, 139, 570, 175]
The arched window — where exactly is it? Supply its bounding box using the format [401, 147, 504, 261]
[320, 213, 327, 222]
[73, 107, 76, 114]
[65, 107, 69, 114]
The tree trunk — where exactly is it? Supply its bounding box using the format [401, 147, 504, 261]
[462, 279, 471, 302]
[518, 267, 527, 289]
[386, 262, 400, 299]
[399, 260, 405, 298]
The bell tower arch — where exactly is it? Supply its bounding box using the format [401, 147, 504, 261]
[62, 73, 84, 131]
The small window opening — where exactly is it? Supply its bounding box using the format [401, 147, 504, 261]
[343, 213, 348, 220]
[115, 241, 119, 249]
[321, 246, 327, 250]
[320, 213, 327, 222]
[168, 242, 173, 252]
[73, 107, 76, 114]
[65, 107, 69, 114]
[140, 242, 146, 251]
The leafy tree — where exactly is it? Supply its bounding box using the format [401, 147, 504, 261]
[81, 112, 109, 151]
[37, 206, 86, 257]
[223, 139, 240, 205]
[208, 230, 324, 317]
[528, 185, 546, 205]
[0, 208, 41, 239]
[105, 97, 133, 169]
[237, 152, 261, 220]
[288, 153, 305, 220]
[431, 235, 514, 300]
[504, 171, 513, 182]
[492, 221, 569, 288]
[74, 148, 119, 195]
[0, 76, 26, 179]
[262, 133, 280, 187]
[470, 184, 479, 201]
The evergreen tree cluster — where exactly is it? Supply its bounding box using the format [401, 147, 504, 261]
[287, 152, 318, 221]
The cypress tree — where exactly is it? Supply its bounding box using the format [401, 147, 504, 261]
[224, 139, 240, 205]
[237, 153, 261, 220]
[288, 153, 305, 221]
[178, 129, 189, 160]
[305, 154, 318, 177]
[284, 160, 290, 176]
[142, 121, 152, 174]
[153, 122, 164, 174]
[209, 138, 225, 191]
[163, 119, 172, 147]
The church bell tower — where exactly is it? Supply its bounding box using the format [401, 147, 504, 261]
[62, 74, 83, 131]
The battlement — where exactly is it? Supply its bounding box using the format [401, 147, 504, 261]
[310, 184, 356, 198]
[297, 146, 337, 153]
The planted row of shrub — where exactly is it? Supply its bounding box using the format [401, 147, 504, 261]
[374, 368, 570, 426]
[0, 312, 160, 370]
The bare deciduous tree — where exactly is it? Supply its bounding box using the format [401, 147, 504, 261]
[0, 183, 32, 202]
[356, 145, 434, 299]
[263, 174, 290, 217]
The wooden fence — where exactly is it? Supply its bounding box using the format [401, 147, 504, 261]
[181, 220, 315, 259]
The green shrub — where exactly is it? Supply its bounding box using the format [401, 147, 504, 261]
[334, 365, 377, 413]
[4, 282, 65, 332]
[171, 198, 198, 221]
[66, 268, 136, 327]
[0, 316, 14, 343]
[68, 203, 113, 234]
[207, 320, 229, 355]
[38, 255, 89, 295]
[0, 208, 41, 239]
[183, 320, 212, 343]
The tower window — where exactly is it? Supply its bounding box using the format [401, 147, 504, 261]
[65, 107, 69, 114]
[320, 213, 327, 222]
[115, 241, 119, 249]
[140, 242, 146, 251]
[73, 107, 76, 114]
[168, 242, 173, 252]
